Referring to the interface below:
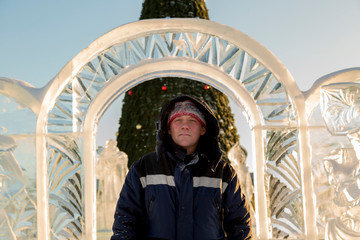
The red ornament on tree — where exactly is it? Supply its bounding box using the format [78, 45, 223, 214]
[161, 85, 167, 91]
[128, 90, 133, 95]
[204, 84, 210, 90]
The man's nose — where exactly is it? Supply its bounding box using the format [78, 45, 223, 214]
[180, 121, 190, 128]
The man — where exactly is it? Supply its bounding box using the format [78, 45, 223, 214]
[111, 95, 252, 240]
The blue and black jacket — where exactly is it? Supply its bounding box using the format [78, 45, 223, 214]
[111, 95, 252, 240]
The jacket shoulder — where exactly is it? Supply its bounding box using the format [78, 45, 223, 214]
[217, 158, 238, 184]
[140, 152, 157, 162]
[132, 152, 172, 176]
[132, 151, 156, 167]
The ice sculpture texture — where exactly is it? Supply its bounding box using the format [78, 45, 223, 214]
[0, 18, 359, 239]
[320, 83, 360, 240]
[96, 140, 128, 232]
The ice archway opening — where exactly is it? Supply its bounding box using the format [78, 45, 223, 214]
[86, 58, 262, 238]
[34, 19, 316, 239]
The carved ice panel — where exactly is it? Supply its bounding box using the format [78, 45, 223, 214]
[264, 129, 304, 239]
[320, 83, 360, 239]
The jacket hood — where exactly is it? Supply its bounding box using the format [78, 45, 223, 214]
[156, 95, 222, 167]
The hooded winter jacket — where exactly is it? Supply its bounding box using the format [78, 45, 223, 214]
[111, 95, 252, 240]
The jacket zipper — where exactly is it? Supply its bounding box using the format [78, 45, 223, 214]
[214, 198, 221, 215]
[149, 195, 155, 212]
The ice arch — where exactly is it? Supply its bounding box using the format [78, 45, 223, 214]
[31, 18, 317, 239]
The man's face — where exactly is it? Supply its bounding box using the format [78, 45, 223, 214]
[168, 115, 206, 155]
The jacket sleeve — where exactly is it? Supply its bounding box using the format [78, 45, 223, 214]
[222, 170, 253, 240]
[111, 163, 146, 240]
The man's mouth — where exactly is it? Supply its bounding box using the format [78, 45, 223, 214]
[179, 133, 190, 136]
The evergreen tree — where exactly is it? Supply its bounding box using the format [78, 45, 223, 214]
[117, 0, 239, 167]
[139, 0, 209, 19]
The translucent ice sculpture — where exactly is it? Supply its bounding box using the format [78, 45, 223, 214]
[320, 83, 360, 239]
[228, 142, 254, 204]
[3, 19, 359, 239]
[321, 83, 360, 135]
[96, 139, 128, 232]
[0, 135, 36, 238]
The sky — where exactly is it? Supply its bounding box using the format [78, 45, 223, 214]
[1, 0, 359, 170]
